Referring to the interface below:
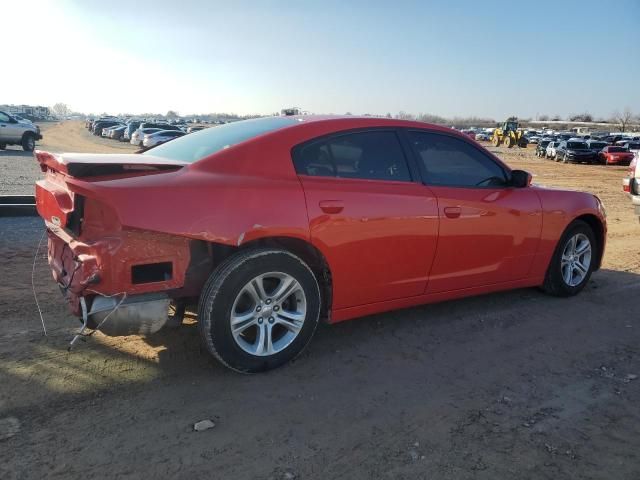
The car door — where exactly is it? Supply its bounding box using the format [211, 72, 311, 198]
[405, 130, 542, 294]
[293, 129, 439, 310]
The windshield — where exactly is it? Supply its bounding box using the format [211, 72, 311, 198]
[628, 142, 640, 149]
[567, 142, 587, 149]
[146, 116, 298, 163]
[608, 147, 625, 152]
[590, 143, 606, 149]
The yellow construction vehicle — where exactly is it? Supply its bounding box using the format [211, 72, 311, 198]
[491, 118, 528, 148]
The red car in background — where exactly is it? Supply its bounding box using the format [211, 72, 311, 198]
[599, 146, 635, 165]
[35, 116, 607, 373]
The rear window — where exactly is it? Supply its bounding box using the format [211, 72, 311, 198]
[146, 117, 298, 163]
[567, 142, 587, 149]
[608, 147, 626, 152]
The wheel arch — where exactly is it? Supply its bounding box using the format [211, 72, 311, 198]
[573, 213, 605, 271]
[197, 236, 333, 321]
[241, 236, 333, 321]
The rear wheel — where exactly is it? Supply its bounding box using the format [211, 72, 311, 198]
[197, 248, 321, 373]
[543, 220, 596, 297]
[492, 136, 500, 147]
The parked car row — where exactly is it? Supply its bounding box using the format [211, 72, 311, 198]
[533, 135, 638, 165]
[85, 117, 205, 149]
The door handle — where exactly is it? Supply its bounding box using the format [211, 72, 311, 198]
[319, 200, 344, 214]
[443, 206, 462, 219]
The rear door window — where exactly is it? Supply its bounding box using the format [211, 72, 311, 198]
[294, 130, 412, 182]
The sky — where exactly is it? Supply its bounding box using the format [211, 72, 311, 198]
[3, 0, 639, 119]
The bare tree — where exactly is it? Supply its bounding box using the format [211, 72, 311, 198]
[52, 103, 71, 118]
[569, 113, 593, 122]
[395, 111, 415, 120]
[166, 110, 179, 119]
[538, 114, 549, 121]
[611, 108, 634, 132]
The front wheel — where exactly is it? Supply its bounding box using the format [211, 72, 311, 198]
[22, 133, 35, 152]
[197, 248, 321, 373]
[504, 135, 514, 148]
[543, 220, 596, 297]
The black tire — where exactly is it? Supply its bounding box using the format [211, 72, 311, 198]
[504, 135, 514, 148]
[542, 220, 597, 297]
[197, 248, 321, 373]
[22, 133, 36, 152]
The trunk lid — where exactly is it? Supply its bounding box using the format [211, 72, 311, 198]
[35, 150, 186, 235]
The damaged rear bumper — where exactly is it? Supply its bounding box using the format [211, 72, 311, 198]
[46, 223, 191, 335]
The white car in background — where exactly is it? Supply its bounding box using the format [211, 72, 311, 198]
[142, 130, 185, 148]
[546, 141, 560, 159]
[623, 153, 640, 222]
[130, 127, 162, 146]
[622, 141, 640, 157]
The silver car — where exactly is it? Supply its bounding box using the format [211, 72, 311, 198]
[0, 110, 42, 151]
[130, 128, 163, 146]
[142, 130, 185, 148]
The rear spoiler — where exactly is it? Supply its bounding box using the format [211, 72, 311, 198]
[36, 150, 66, 174]
[35, 150, 186, 178]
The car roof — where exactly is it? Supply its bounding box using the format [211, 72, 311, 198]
[270, 114, 469, 136]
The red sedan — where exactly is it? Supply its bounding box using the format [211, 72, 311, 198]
[35, 116, 607, 372]
[599, 146, 635, 165]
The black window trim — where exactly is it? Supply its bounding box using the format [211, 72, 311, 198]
[291, 127, 421, 184]
[403, 128, 513, 189]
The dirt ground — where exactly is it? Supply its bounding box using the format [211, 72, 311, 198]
[1, 122, 639, 479]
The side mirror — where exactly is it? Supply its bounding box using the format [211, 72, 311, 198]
[8, 117, 17, 124]
[510, 169, 532, 188]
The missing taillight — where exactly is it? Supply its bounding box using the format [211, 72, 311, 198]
[131, 262, 173, 284]
[66, 195, 85, 236]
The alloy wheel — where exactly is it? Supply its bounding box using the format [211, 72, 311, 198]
[230, 272, 307, 356]
[560, 233, 592, 287]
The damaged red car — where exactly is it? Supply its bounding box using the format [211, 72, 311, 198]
[35, 116, 607, 372]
